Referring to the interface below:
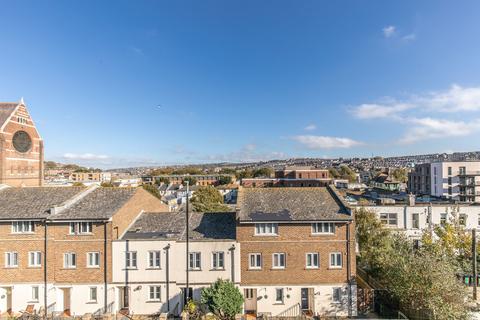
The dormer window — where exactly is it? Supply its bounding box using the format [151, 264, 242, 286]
[12, 221, 35, 233]
[69, 222, 93, 235]
[255, 223, 278, 236]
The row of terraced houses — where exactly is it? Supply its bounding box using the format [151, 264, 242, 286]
[0, 100, 357, 318]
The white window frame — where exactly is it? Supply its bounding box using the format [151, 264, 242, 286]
[275, 288, 284, 304]
[189, 252, 201, 270]
[148, 251, 161, 269]
[11, 221, 35, 233]
[311, 222, 335, 234]
[69, 222, 93, 235]
[412, 213, 420, 229]
[63, 252, 77, 269]
[89, 287, 97, 302]
[125, 251, 137, 269]
[329, 252, 342, 269]
[31, 286, 39, 302]
[248, 253, 262, 270]
[306, 252, 319, 269]
[380, 213, 398, 226]
[149, 286, 161, 301]
[87, 252, 100, 268]
[254, 223, 278, 236]
[332, 287, 342, 303]
[272, 253, 286, 269]
[212, 251, 225, 270]
[28, 251, 42, 267]
[5, 252, 18, 268]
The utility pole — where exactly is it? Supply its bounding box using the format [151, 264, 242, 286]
[185, 181, 190, 306]
[473, 228, 477, 301]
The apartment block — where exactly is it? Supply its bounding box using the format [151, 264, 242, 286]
[0, 186, 166, 316]
[237, 187, 356, 317]
[408, 161, 480, 202]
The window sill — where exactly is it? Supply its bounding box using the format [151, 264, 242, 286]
[62, 267, 77, 270]
[122, 268, 138, 271]
[189, 269, 202, 272]
[28, 301, 39, 304]
[27, 266, 42, 269]
[146, 300, 161, 303]
[145, 268, 162, 270]
[311, 233, 335, 236]
[271, 268, 285, 270]
[69, 233, 93, 236]
[273, 303, 285, 305]
[305, 267, 319, 270]
[4, 266, 19, 269]
[210, 268, 225, 271]
[86, 301, 98, 304]
[254, 234, 278, 237]
[248, 268, 262, 271]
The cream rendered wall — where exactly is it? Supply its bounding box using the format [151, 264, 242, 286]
[240, 284, 356, 317]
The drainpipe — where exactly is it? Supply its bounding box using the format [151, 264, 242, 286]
[346, 222, 352, 318]
[164, 244, 171, 313]
[229, 244, 236, 283]
[44, 221, 48, 317]
[104, 222, 108, 312]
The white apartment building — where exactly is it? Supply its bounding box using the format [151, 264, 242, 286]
[356, 196, 480, 242]
[431, 161, 480, 202]
[112, 211, 240, 316]
[409, 161, 480, 203]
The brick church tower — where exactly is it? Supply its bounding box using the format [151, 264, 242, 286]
[0, 98, 44, 186]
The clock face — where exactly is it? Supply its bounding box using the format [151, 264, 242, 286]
[12, 131, 32, 153]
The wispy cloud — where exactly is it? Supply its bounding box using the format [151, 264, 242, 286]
[383, 25, 396, 38]
[304, 124, 317, 131]
[202, 144, 287, 163]
[63, 153, 109, 160]
[402, 33, 416, 41]
[129, 46, 144, 56]
[350, 84, 480, 144]
[399, 117, 480, 144]
[293, 135, 364, 150]
[351, 85, 480, 118]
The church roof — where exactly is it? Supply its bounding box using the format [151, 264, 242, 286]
[0, 102, 18, 129]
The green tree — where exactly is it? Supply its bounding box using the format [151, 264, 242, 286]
[355, 207, 470, 319]
[339, 165, 357, 182]
[217, 175, 233, 185]
[44, 161, 57, 169]
[142, 184, 161, 199]
[237, 169, 253, 180]
[392, 168, 408, 183]
[252, 167, 273, 178]
[191, 186, 231, 212]
[71, 182, 85, 187]
[155, 177, 170, 185]
[219, 168, 236, 175]
[328, 167, 340, 179]
[100, 182, 114, 187]
[182, 176, 198, 186]
[201, 279, 244, 320]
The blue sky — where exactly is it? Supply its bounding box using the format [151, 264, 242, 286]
[1, 1, 480, 168]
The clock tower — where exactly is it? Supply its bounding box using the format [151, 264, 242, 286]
[0, 99, 44, 187]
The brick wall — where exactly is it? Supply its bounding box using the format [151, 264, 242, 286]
[238, 222, 356, 285]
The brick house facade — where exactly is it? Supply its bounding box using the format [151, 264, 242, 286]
[237, 187, 356, 317]
[0, 186, 167, 316]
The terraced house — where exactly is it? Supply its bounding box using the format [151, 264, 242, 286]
[237, 187, 357, 318]
[112, 211, 239, 316]
[0, 185, 166, 316]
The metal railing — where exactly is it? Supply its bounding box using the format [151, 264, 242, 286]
[275, 303, 302, 317]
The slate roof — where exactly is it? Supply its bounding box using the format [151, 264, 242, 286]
[237, 187, 351, 222]
[0, 103, 18, 128]
[51, 187, 138, 220]
[0, 187, 85, 219]
[122, 211, 236, 241]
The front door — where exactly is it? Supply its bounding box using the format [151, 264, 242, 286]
[244, 289, 257, 314]
[301, 288, 309, 310]
[120, 287, 130, 309]
[62, 288, 71, 316]
[181, 288, 193, 309]
[6, 287, 12, 314]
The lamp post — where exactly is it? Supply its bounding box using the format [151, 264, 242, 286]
[185, 181, 190, 306]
